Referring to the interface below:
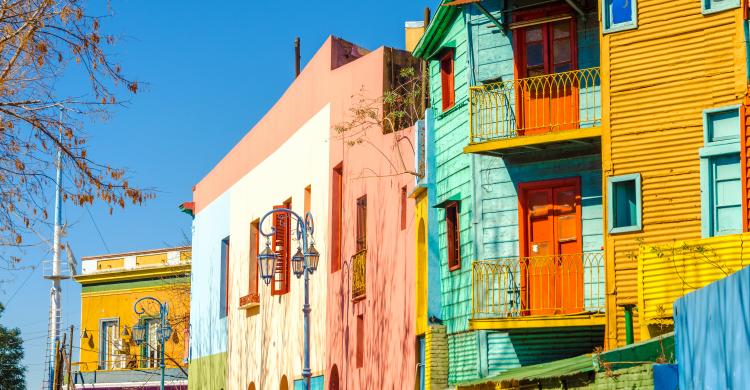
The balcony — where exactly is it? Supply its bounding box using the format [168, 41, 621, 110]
[351, 249, 366, 301]
[466, 67, 601, 158]
[471, 252, 605, 330]
[638, 232, 750, 339]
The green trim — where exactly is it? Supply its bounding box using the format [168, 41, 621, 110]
[82, 276, 190, 293]
[412, 1, 462, 59]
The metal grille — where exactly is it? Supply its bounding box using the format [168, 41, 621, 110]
[469, 67, 601, 143]
[351, 249, 366, 300]
[472, 252, 605, 318]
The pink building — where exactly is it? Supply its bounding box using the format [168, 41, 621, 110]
[325, 48, 417, 389]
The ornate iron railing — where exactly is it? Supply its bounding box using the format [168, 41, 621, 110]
[472, 252, 605, 319]
[351, 249, 366, 300]
[469, 67, 601, 143]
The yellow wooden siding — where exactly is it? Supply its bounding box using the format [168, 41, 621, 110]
[97, 258, 124, 271]
[180, 250, 192, 262]
[136, 253, 168, 267]
[601, 0, 746, 348]
[637, 232, 750, 339]
[416, 193, 429, 336]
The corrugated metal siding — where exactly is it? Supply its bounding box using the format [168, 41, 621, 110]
[638, 232, 750, 338]
[449, 332, 480, 384]
[486, 327, 604, 375]
[744, 94, 750, 231]
[603, 0, 746, 348]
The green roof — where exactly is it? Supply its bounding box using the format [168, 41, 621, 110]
[457, 332, 676, 387]
[460, 354, 595, 387]
[412, 1, 462, 59]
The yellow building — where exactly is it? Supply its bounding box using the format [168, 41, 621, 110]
[73, 246, 191, 389]
[600, 0, 747, 348]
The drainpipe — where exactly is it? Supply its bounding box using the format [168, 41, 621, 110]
[622, 304, 635, 345]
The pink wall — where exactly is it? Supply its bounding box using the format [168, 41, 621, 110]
[326, 53, 417, 387]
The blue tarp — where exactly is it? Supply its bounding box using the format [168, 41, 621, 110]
[674, 265, 750, 389]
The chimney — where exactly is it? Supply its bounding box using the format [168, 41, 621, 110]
[404, 21, 425, 52]
[294, 37, 301, 78]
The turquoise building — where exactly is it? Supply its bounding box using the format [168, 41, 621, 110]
[413, 0, 606, 385]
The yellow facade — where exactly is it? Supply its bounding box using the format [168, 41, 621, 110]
[74, 247, 191, 374]
[416, 189, 429, 336]
[601, 0, 747, 348]
[637, 232, 750, 339]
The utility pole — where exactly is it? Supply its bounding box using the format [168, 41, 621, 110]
[44, 107, 70, 390]
[66, 325, 74, 390]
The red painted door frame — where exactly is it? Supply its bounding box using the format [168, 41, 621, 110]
[518, 177, 583, 315]
[513, 5, 579, 135]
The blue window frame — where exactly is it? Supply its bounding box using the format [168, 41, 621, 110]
[603, 0, 638, 33]
[607, 173, 642, 234]
[702, 0, 740, 15]
[219, 236, 230, 318]
[700, 105, 742, 237]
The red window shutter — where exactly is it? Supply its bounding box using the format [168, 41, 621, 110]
[271, 204, 291, 295]
[250, 221, 259, 295]
[440, 49, 455, 111]
[446, 202, 461, 271]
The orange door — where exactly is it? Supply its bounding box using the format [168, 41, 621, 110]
[520, 178, 583, 316]
[516, 18, 579, 135]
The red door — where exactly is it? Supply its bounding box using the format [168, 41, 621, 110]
[515, 12, 579, 135]
[519, 178, 583, 316]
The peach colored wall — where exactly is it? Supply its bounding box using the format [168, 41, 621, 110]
[326, 117, 416, 389]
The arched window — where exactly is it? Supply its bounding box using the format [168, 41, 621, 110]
[248, 382, 256, 390]
[280, 375, 289, 390]
[330, 365, 340, 390]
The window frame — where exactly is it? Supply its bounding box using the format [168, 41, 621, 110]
[700, 105, 742, 238]
[607, 173, 642, 234]
[249, 220, 260, 297]
[445, 201, 461, 271]
[439, 48, 455, 112]
[271, 201, 291, 296]
[701, 0, 740, 15]
[98, 318, 120, 370]
[331, 163, 343, 272]
[356, 195, 367, 253]
[602, 0, 639, 34]
[220, 237, 230, 318]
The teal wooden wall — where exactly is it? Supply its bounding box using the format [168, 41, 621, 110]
[429, 3, 604, 385]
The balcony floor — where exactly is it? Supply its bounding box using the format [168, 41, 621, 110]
[464, 126, 602, 161]
[470, 312, 606, 330]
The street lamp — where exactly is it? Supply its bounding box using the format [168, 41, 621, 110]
[257, 209, 317, 390]
[132, 297, 172, 390]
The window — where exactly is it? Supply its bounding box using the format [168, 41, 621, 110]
[304, 185, 312, 215]
[99, 319, 120, 370]
[607, 174, 642, 234]
[249, 220, 259, 296]
[356, 314, 364, 368]
[331, 164, 343, 272]
[517, 19, 576, 77]
[440, 49, 455, 111]
[140, 318, 162, 369]
[700, 106, 742, 237]
[702, 0, 739, 14]
[356, 196, 367, 252]
[271, 201, 291, 295]
[220, 237, 230, 317]
[603, 0, 638, 33]
[400, 186, 407, 230]
[445, 201, 461, 271]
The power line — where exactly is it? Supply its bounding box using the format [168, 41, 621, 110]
[84, 205, 110, 253]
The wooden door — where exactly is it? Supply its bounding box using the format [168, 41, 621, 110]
[519, 178, 583, 316]
[516, 16, 578, 135]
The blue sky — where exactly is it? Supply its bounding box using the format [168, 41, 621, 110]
[0, 1, 433, 387]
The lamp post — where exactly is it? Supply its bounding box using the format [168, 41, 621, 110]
[132, 297, 173, 390]
[257, 208, 320, 390]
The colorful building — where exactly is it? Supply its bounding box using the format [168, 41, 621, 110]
[600, 0, 748, 348]
[189, 36, 422, 389]
[414, 0, 605, 385]
[73, 246, 191, 389]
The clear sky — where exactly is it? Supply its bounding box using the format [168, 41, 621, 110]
[0, 1, 433, 387]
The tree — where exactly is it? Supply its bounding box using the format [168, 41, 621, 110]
[333, 66, 425, 179]
[0, 303, 25, 389]
[0, 0, 152, 270]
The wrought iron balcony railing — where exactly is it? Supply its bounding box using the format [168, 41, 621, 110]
[469, 67, 601, 144]
[351, 249, 366, 301]
[472, 252, 605, 319]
